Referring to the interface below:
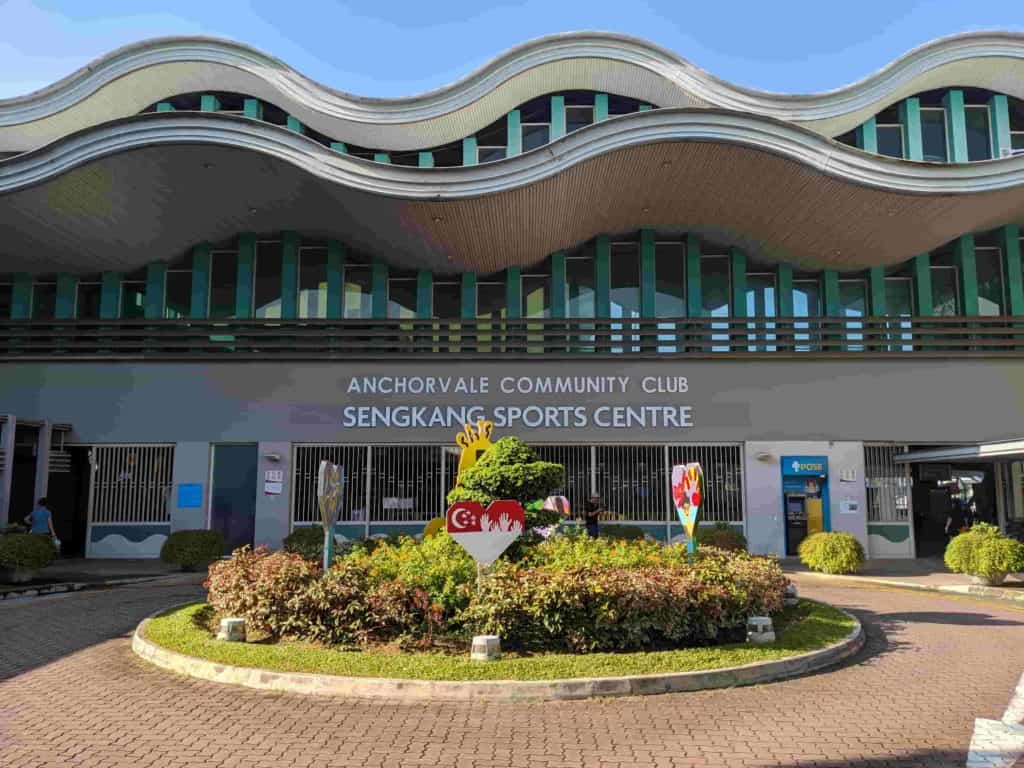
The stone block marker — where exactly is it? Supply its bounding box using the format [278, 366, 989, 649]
[784, 583, 799, 606]
[747, 616, 775, 644]
[471, 635, 501, 661]
[216, 618, 246, 642]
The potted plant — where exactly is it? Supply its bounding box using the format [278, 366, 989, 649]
[0, 533, 58, 583]
[945, 523, 1024, 586]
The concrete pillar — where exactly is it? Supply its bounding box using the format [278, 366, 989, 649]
[0, 415, 15, 526]
[254, 442, 291, 550]
[34, 421, 51, 502]
[550, 96, 566, 140]
[855, 116, 878, 153]
[506, 110, 522, 157]
[462, 137, 477, 166]
[170, 442, 211, 532]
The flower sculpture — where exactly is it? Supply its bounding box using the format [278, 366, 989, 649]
[672, 462, 704, 554]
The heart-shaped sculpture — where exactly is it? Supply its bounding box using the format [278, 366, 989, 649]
[446, 500, 526, 564]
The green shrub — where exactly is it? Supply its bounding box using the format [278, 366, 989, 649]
[697, 522, 747, 552]
[284, 525, 326, 561]
[798, 532, 865, 574]
[600, 524, 646, 541]
[527, 531, 682, 569]
[0, 533, 57, 572]
[945, 524, 1024, 580]
[422, 518, 446, 539]
[160, 529, 226, 571]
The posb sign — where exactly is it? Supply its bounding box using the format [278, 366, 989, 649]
[445, 500, 525, 565]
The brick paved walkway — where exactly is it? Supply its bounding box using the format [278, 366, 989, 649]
[1, 577, 1023, 767]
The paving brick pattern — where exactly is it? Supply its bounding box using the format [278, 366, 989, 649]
[1, 578, 1023, 767]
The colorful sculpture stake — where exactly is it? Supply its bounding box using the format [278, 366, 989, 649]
[317, 460, 344, 571]
[672, 462, 704, 554]
[455, 419, 494, 485]
[446, 499, 525, 565]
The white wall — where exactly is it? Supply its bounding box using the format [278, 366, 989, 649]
[745, 441, 868, 557]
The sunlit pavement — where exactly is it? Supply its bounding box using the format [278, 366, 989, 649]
[1, 577, 1022, 767]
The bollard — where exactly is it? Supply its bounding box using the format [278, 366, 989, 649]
[216, 617, 247, 642]
[746, 616, 776, 644]
[784, 583, 799, 607]
[471, 634, 501, 661]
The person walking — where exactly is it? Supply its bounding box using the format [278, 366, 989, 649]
[583, 495, 605, 539]
[24, 497, 57, 543]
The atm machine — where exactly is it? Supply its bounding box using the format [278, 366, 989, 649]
[781, 456, 830, 556]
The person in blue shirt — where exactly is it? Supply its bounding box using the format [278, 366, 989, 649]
[24, 497, 57, 540]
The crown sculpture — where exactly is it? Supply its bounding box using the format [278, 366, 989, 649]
[455, 419, 494, 484]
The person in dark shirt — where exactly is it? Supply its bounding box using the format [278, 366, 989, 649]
[583, 495, 604, 538]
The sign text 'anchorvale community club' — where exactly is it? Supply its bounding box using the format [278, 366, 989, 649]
[341, 375, 695, 430]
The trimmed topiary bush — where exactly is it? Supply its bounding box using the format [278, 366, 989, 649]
[696, 522, 747, 552]
[798, 532, 865, 575]
[0, 533, 57, 577]
[945, 523, 1024, 585]
[283, 525, 326, 561]
[160, 529, 225, 571]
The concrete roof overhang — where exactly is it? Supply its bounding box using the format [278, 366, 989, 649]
[3, 110, 1024, 275]
[894, 439, 1024, 463]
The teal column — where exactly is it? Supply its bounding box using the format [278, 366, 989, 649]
[594, 93, 609, 122]
[869, 266, 887, 315]
[286, 116, 305, 134]
[55, 274, 78, 319]
[823, 270, 840, 316]
[200, 94, 220, 112]
[155, 102, 175, 113]
[416, 270, 432, 318]
[373, 152, 390, 163]
[777, 264, 794, 316]
[507, 266, 522, 319]
[551, 252, 567, 318]
[11, 274, 32, 319]
[243, 98, 263, 120]
[943, 89, 968, 163]
[640, 230, 656, 318]
[461, 273, 477, 319]
[144, 263, 167, 319]
[913, 254, 933, 316]
[371, 260, 387, 319]
[236, 234, 256, 318]
[326, 240, 344, 319]
[900, 98, 923, 161]
[506, 110, 522, 157]
[550, 96, 566, 140]
[281, 231, 299, 320]
[191, 243, 211, 319]
[595, 235, 611, 317]
[1001, 225, 1024, 315]
[730, 248, 746, 317]
[331, 142, 348, 154]
[100, 272, 121, 320]
[855, 116, 878, 154]
[418, 151, 434, 168]
[954, 234, 979, 316]
[990, 94, 1012, 158]
[462, 137, 477, 166]
[685, 234, 702, 317]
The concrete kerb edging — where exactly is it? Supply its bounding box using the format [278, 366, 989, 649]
[132, 600, 864, 702]
[0, 572, 202, 602]
[794, 571, 1024, 606]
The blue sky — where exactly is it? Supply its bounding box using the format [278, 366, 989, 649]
[0, 0, 1022, 99]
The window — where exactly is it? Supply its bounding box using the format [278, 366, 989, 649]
[432, 279, 461, 351]
[965, 105, 992, 161]
[610, 240, 640, 352]
[793, 279, 822, 351]
[120, 270, 146, 319]
[165, 271, 191, 319]
[209, 250, 238, 319]
[477, 146, 505, 163]
[920, 108, 948, 162]
[839, 278, 868, 350]
[343, 263, 373, 319]
[930, 268, 960, 316]
[522, 260, 550, 353]
[566, 105, 593, 133]
[745, 273, 776, 351]
[0, 280, 10, 319]
[701, 253, 731, 351]
[566, 253, 595, 318]
[877, 124, 904, 158]
[654, 240, 685, 352]
[975, 245, 1005, 316]
[76, 281, 102, 319]
[521, 124, 549, 152]
[477, 275, 507, 352]
[387, 272, 417, 319]
[298, 247, 328, 319]
[254, 240, 283, 319]
[884, 276, 914, 351]
[520, 96, 551, 153]
[31, 281, 56, 320]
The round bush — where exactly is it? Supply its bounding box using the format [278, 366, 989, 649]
[160, 529, 225, 571]
[945, 524, 1024, 581]
[283, 525, 326, 560]
[422, 518, 446, 539]
[0, 533, 57, 572]
[798, 532, 865, 574]
[696, 523, 747, 552]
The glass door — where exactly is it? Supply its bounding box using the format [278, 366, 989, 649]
[210, 444, 258, 551]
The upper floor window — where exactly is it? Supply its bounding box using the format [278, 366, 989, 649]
[432, 277, 460, 319]
[877, 124, 904, 158]
[975, 243, 1006, 316]
[522, 257, 551, 319]
[0, 280, 12, 319]
[387, 270, 417, 320]
[343, 262, 373, 319]
[964, 104, 992, 161]
[77, 279, 102, 319]
[654, 240, 686, 318]
[120, 270, 146, 319]
[31, 282, 56, 320]
[566, 105, 593, 134]
[254, 240, 283, 319]
[520, 97, 551, 153]
[920, 107, 948, 162]
[298, 246, 329, 320]
[210, 249, 238, 319]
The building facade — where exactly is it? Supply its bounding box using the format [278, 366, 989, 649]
[1, 32, 1024, 559]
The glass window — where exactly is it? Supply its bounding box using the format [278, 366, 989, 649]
[877, 124, 904, 158]
[610, 241, 640, 353]
[839, 279, 867, 350]
[884, 276, 914, 352]
[745, 273, 776, 352]
[1013, 132, 1024, 152]
[76, 282, 102, 319]
[165, 271, 191, 319]
[298, 247, 328, 320]
[521, 124, 549, 152]
[120, 275, 145, 319]
[654, 242, 685, 317]
[477, 278, 506, 323]
[209, 250, 237, 319]
[32, 282, 56, 320]
[566, 105, 593, 133]
[522, 273, 550, 319]
[387, 276, 417, 319]
[0, 281, 10, 319]
[566, 254, 595, 318]
[931, 267, 960, 316]
[343, 264, 373, 319]
[477, 146, 505, 163]
[920, 108, 948, 162]
[793, 279, 821, 351]
[965, 105, 992, 161]
[432, 280, 460, 319]
[701, 254, 731, 352]
[975, 246, 1005, 316]
[254, 240, 282, 319]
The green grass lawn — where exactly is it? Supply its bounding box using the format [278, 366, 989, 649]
[143, 600, 856, 682]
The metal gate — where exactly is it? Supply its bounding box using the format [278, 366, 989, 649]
[864, 443, 912, 522]
[87, 444, 174, 524]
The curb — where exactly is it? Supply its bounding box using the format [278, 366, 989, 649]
[132, 601, 864, 702]
[791, 571, 1024, 606]
[0, 572, 203, 601]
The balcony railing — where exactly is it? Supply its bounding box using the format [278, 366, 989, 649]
[1, 316, 1023, 360]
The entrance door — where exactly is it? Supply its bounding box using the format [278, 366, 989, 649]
[210, 444, 257, 551]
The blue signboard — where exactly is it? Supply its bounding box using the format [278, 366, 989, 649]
[177, 483, 203, 509]
[781, 456, 828, 477]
